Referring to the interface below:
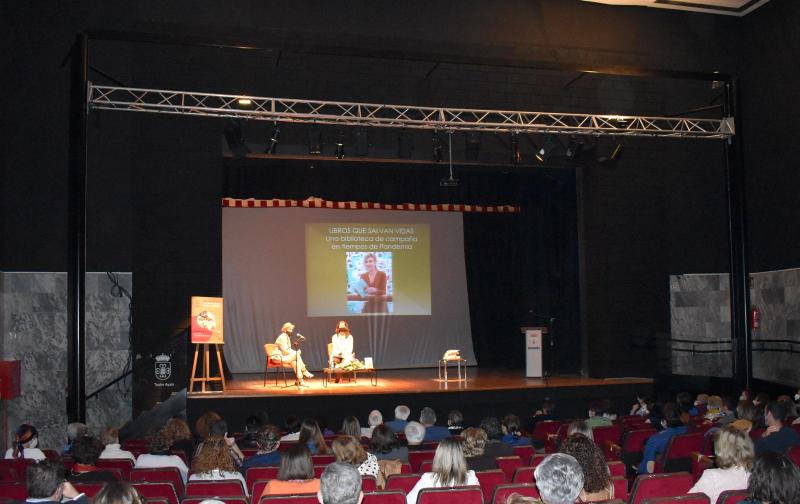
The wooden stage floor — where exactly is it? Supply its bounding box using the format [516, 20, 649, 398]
[190, 367, 652, 399]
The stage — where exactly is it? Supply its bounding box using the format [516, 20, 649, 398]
[187, 368, 653, 431]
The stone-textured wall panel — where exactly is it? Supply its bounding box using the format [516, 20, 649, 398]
[751, 268, 800, 386]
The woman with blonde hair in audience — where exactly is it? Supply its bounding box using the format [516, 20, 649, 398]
[189, 436, 248, 494]
[406, 437, 479, 504]
[332, 435, 379, 477]
[689, 425, 754, 503]
[560, 433, 613, 502]
[93, 481, 143, 504]
[261, 445, 320, 497]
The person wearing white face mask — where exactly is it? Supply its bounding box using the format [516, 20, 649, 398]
[5, 423, 46, 460]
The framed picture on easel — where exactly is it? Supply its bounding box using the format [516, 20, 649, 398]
[189, 296, 226, 392]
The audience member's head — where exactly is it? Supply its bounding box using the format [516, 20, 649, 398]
[661, 403, 683, 429]
[70, 436, 104, 465]
[587, 401, 605, 417]
[298, 418, 329, 454]
[319, 462, 363, 504]
[367, 410, 383, 428]
[695, 394, 709, 407]
[504, 494, 539, 504]
[706, 395, 723, 411]
[541, 400, 556, 415]
[192, 436, 235, 474]
[447, 410, 464, 428]
[722, 396, 738, 414]
[255, 425, 282, 454]
[431, 437, 469, 486]
[340, 416, 362, 438]
[148, 430, 171, 455]
[502, 414, 523, 436]
[737, 401, 758, 424]
[101, 427, 121, 447]
[13, 423, 39, 458]
[404, 421, 426, 445]
[567, 420, 593, 441]
[194, 411, 222, 440]
[93, 481, 143, 504]
[480, 417, 504, 440]
[394, 405, 411, 421]
[369, 424, 399, 454]
[332, 435, 368, 467]
[534, 453, 584, 504]
[284, 415, 302, 434]
[746, 451, 800, 504]
[279, 444, 315, 481]
[245, 413, 268, 434]
[776, 395, 798, 418]
[460, 427, 487, 457]
[714, 425, 754, 471]
[162, 417, 193, 445]
[560, 434, 610, 498]
[754, 393, 770, 408]
[27, 460, 67, 499]
[67, 422, 89, 443]
[419, 407, 437, 427]
[209, 418, 229, 438]
[676, 392, 693, 414]
[765, 401, 788, 427]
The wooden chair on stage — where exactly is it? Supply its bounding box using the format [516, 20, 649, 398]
[264, 343, 293, 387]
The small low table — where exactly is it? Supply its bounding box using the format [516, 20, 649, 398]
[322, 367, 378, 387]
[438, 357, 467, 382]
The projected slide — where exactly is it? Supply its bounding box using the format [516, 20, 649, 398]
[306, 224, 431, 316]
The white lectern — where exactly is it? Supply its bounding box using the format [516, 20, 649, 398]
[521, 326, 548, 378]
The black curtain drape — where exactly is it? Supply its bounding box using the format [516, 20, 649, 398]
[223, 158, 580, 373]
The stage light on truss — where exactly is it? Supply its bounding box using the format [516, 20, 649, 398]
[265, 122, 280, 155]
[564, 136, 583, 161]
[511, 132, 522, 164]
[308, 126, 322, 155]
[237, 97, 252, 107]
[465, 131, 481, 161]
[223, 119, 250, 159]
[335, 130, 345, 159]
[432, 130, 444, 162]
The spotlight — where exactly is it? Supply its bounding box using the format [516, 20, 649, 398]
[237, 97, 252, 107]
[265, 122, 280, 155]
[223, 119, 250, 159]
[465, 131, 481, 161]
[432, 130, 444, 162]
[511, 132, 521, 164]
[535, 144, 546, 163]
[308, 127, 322, 155]
[564, 136, 583, 161]
[335, 130, 345, 159]
[398, 129, 414, 159]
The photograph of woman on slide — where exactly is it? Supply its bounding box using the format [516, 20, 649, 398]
[346, 252, 393, 313]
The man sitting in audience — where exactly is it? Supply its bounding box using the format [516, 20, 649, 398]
[99, 427, 136, 462]
[318, 462, 363, 504]
[419, 407, 450, 442]
[479, 417, 514, 459]
[404, 421, 427, 450]
[281, 415, 302, 441]
[363, 410, 383, 437]
[534, 453, 584, 504]
[63, 422, 89, 455]
[754, 401, 800, 457]
[241, 425, 282, 473]
[638, 402, 688, 474]
[386, 405, 411, 434]
[68, 436, 118, 483]
[526, 399, 557, 434]
[26, 460, 88, 504]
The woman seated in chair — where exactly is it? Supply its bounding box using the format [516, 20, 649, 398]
[261, 445, 320, 498]
[559, 433, 613, 502]
[272, 322, 313, 386]
[331, 320, 355, 368]
[189, 436, 248, 495]
[298, 418, 331, 455]
[405, 437, 479, 504]
[332, 435, 379, 478]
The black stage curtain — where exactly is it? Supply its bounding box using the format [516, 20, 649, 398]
[223, 158, 580, 373]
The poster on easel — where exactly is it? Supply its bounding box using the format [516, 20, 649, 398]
[191, 296, 224, 344]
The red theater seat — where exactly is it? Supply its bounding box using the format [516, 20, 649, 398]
[607, 461, 626, 478]
[715, 490, 749, 504]
[476, 469, 505, 502]
[385, 473, 421, 494]
[656, 433, 705, 473]
[532, 421, 562, 453]
[611, 477, 628, 501]
[641, 493, 710, 504]
[312, 454, 336, 465]
[512, 445, 535, 464]
[408, 451, 435, 473]
[130, 467, 184, 498]
[183, 498, 248, 504]
[492, 483, 539, 504]
[251, 479, 270, 501]
[419, 461, 432, 473]
[362, 490, 406, 504]
[417, 486, 483, 504]
[361, 475, 378, 492]
[247, 466, 281, 494]
[72, 482, 105, 498]
[593, 425, 622, 460]
[96, 458, 134, 480]
[259, 495, 320, 504]
[0, 482, 27, 502]
[512, 466, 536, 484]
[185, 479, 246, 498]
[131, 482, 181, 504]
[495, 456, 522, 481]
[628, 472, 694, 504]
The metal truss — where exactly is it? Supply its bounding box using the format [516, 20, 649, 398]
[89, 83, 734, 139]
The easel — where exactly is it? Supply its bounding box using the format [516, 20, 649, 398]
[189, 343, 226, 393]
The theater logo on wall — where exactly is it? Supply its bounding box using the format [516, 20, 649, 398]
[154, 353, 174, 388]
[191, 296, 224, 344]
